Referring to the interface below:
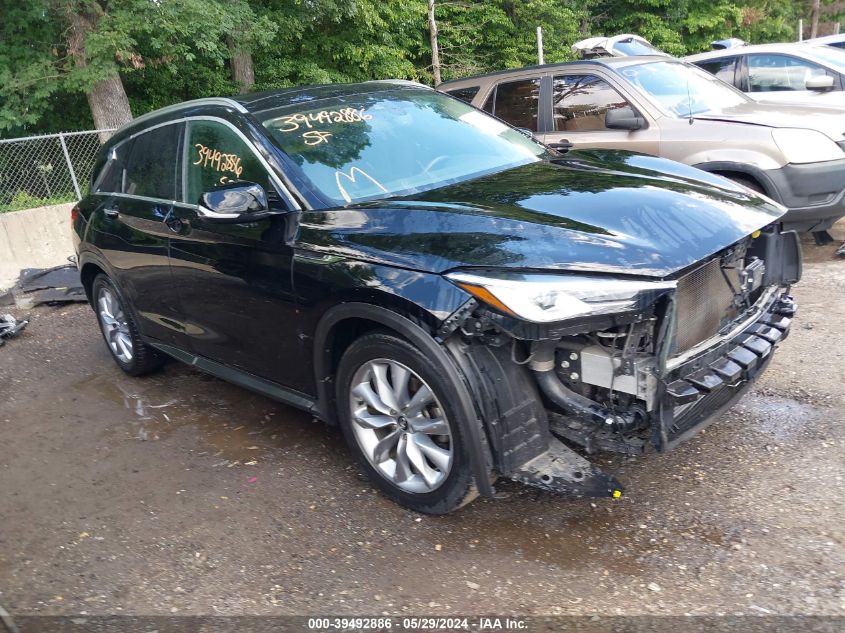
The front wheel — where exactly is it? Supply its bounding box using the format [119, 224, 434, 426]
[335, 332, 478, 514]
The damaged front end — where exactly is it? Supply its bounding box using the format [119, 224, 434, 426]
[443, 226, 801, 499]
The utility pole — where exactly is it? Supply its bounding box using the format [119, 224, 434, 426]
[536, 26, 544, 64]
[427, 0, 441, 86]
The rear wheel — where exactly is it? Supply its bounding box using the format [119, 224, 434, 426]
[336, 332, 477, 514]
[92, 274, 164, 376]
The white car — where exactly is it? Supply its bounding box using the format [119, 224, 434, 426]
[572, 34, 670, 59]
[804, 33, 845, 51]
[686, 42, 845, 107]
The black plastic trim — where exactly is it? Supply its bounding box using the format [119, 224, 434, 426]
[148, 341, 317, 412]
[695, 160, 845, 231]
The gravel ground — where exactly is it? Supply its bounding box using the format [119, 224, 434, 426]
[0, 225, 843, 623]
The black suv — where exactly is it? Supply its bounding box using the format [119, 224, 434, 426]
[73, 81, 800, 514]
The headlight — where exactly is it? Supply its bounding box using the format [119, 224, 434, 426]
[772, 128, 845, 164]
[446, 271, 676, 324]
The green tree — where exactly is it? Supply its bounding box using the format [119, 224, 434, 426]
[252, 0, 427, 88]
[0, 0, 274, 134]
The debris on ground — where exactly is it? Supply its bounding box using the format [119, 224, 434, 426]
[0, 314, 28, 346]
[16, 264, 86, 306]
[836, 241, 845, 257]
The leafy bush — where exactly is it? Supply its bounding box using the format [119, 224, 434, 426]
[1, 191, 76, 214]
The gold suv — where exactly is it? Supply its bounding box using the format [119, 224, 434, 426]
[438, 56, 845, 233]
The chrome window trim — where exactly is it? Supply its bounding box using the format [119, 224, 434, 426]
[93, 114, 301, 213]
[91, 191, 195, 209]
[91, 191, 255, 220]
[128, 97, 248, 129]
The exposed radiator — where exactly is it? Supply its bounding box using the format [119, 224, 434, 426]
[674, 257, 740, 354]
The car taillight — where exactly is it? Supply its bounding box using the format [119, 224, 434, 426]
[70, 205, 80, 223]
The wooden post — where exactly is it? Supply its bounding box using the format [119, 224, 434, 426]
[810, 0, 821, 39]
[428, 0, 441, 86]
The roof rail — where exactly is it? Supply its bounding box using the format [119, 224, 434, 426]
[127, 97, 248, 129]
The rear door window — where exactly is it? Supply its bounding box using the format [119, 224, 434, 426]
[123, 123, 183, 199]
[747, 53, 834, 92]
[445, 86, 480, 104]
[551, 74, 631, 132]
[184, 120, 270, 205]
[489, 78, 541, 131]
[696, 57, 738, 85]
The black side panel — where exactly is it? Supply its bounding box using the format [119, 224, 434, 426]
[148, 342, 316, 412]
[86, 195, 183, 346]
[446, 340, 549, 475]
[747, 228, 802, 286]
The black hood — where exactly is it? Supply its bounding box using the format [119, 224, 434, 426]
[297, 150, 785, 278]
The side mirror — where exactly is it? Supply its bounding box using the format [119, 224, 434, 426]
[806, 75, 834, 92]
[198, 181, 269, 223]
[605, 105, 646, 131]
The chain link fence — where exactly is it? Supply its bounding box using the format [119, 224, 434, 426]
[0, 129, 115, 213]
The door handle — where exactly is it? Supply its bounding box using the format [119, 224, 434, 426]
[102, 207, 119, 219]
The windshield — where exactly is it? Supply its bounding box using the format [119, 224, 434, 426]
[261, 88, 546, 205]
[619, 60, 749, 117]
[613, 38, 666, 56]
[804, 44, 845, 69]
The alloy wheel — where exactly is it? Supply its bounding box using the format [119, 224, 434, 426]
[349, 359, 453, 493]
[98, 286, 134, 363]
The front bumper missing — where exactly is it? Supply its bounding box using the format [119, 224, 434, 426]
[511, 438, 624, 498]
[510, 290, 793, 498]
[658, 291, 794, 450]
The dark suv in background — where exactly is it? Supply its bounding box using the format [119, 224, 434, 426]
[73, 82, 800, 514]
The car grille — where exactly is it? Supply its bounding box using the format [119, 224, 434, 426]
[674, 257, 739, 354]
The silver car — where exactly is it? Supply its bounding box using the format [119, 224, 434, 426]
[438, 56, 845, 233]
[686, 42, 845, 107]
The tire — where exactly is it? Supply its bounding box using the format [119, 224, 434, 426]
[335, 332, 478, 514]
[725, 174, 765, 195]
[92, 274, 164, 376]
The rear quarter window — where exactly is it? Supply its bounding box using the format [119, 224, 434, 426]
[92, 141, 133, 194]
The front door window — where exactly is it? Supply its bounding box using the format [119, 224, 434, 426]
[184, 121, 271, 205]
[747, 54, 833, 92]
[551, 74, 631, 132]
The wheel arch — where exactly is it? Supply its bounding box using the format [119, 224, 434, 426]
[313, 303, 440, 424]
[79, 261, 106, 306]
[693, 161, 781, 203]
[312, 302, 495, 497]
